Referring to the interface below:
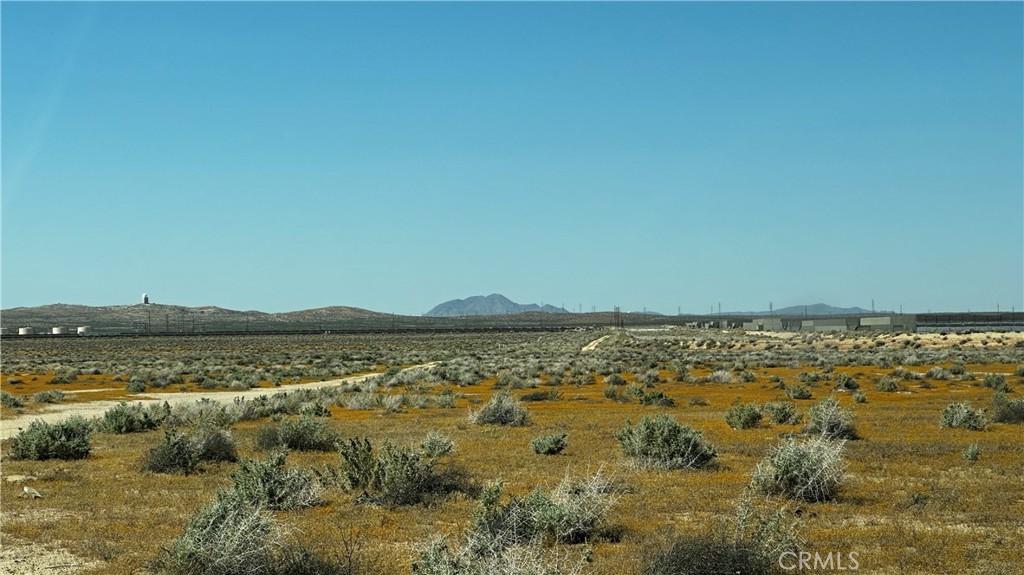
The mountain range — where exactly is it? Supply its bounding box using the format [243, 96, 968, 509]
[423, 294, 568, 317]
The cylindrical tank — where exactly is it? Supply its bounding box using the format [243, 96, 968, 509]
[52, 327, 67, 335]
[77, 326, 93, 336]
[18, 327, 34, 335]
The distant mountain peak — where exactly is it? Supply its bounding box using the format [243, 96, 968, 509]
[424, 294, 567, 317]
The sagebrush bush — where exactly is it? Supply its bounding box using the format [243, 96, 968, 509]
[640, 391, 675, 406]
[725, 403, 763, 429]
[33, 389, 66, 403]
[962, 442, 981, 462]
[875, 376, 901, 392]
[785, 385, 812, 400]
[231, 451, 324, 510]
[833, 373, 858, 390]
[469, 390, 530, 426]
[616, 414, 716, 469]
[706, 370, 734, 384]
[153, 489, 278, 575]
[992, 392, 1024, 423]
[750, 437, 846, 502]
[531, 433, 568, 455]
[939, 402, 987, 430]
[852, 390, 867, 404]
[420, 431, 455, 458]
[193, 425, 239, 463]
[471, 469, 618, 546]
[642, 495, 801, 575]
[146, 430, 200, 475]
[2, 391, 25, 409]
[339, 438, 462, 506]
[98, 401, 169, 434]
[255, 416, 340, 452]
[804, 397, 857, 440]
[762, 402, 801, 425]
[9, 416, 92, 460]
[983, 373, 1009, 392]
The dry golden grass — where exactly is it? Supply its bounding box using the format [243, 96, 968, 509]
[2, 334, 1023, 574]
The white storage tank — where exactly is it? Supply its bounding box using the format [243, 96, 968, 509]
[52, 327, 67, 335]
[18, 327, 34, 335]
[77, 326, 93, 336]
[0, 327, 9, 336]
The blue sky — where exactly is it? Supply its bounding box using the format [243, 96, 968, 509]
[2, 2, 1021, 315]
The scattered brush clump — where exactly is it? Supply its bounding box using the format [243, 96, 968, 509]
[962, 442, 981, 462]
[413, 469, 617, 573]
[33, 389, 67, 403]
[983, 373, 1009, 393]
[1, 390, 25, 409]
[785, 385, 812, 400]
[991, 392, 1024, 423]
[338, 436, 464, 506]
[750, 437, 846, 502]
[255, 415, 341, 452]
[469, 390, 530, 426]
[762, 402, 801, 425]
[146, 426, 239, 474]
[97, 401, 170, 434]
[939, 402, 987, 431]
[642, 494, 803, 575]
[640, 391, 675, 407]
[616, 414, 717, 470]
[8, 416, 93, 461]
[832, 373, 859, 391]
[804, 397, 857, 440]
[725, 403, 763, 430]
[231, 450, 324, 510]
[531, 433, 568, 455]
[419, 431, 455, 458]
[875, 376, 902, 392]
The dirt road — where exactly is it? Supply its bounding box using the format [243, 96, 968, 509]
[0, 363, 436, 441]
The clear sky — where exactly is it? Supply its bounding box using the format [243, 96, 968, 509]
[2, 2, 1022, 315]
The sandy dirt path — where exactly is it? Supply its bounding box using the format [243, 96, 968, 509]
[581, 335, 611, 352]
[0, 362, 437, 441]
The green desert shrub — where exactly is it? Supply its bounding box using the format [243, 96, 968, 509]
[520, 389, 562, 402]
[33, 389, 66, 403]
[983, 373, 1009, 393]
[193, 425, 239, 463]
[939, 402, 987, 431]
[97, 401, 170, 434]
[469, 390, 530, 427]
[805, 397, 857, 440]
[471, 468, 618, 546]
[1, 391, 25, 409]
[338, 438, 461, 506]
[643, 496, 801, 575]
[832, 373, 858, 391]
[146, 429, 200, 475]
[255, 416, 340, 452]
[785, 385, 812, 400]
[640, 391, 675, 407]
[231, 451, 324, 510]
[750, 437, 846, 502]
[153, 489, 278, 575]
[125, 380, 148, 393]
[706, 370, 734, 384]
[992, 392, 1024, 424]
[962, 442, 981, 462]
[875, 376, 902, 392]
[852, 390, 867, 404]
[531, 433, 568, 455]
[9, 416, 92, 461]
[1015, 364, 1024, 377]
[725, 403, 763, 430]
[616, 414, 716, 470]
[419, 431, 455, 458]
[762, 402, 801, 425]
